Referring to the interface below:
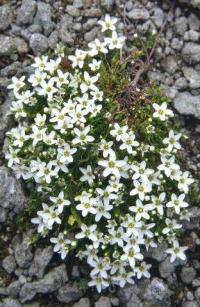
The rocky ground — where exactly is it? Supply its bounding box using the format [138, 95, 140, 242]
[0, 0, 200, 306]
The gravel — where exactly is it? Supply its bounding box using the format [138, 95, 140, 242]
[0, 5, 13, 31]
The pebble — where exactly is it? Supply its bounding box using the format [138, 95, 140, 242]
[29, 33, 49, 55]
[16, 0, 36, 25]
[2, 255, 16, 274]
[0, 4, 13, 31]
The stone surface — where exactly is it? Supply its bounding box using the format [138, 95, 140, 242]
[16, 0, 36, 25]
[0, 5, 13, 31]
[29, 246, 53, 278]
[2, 298, 22, 307]
[182, 43, 200, 64]
[149, 241, 168, 262]
[14, 233, 33, 269]
[182, 67, 200, 89]
[95, 296, 111, 307]
[2, 255, 16, 274]
[58, 15, 75, 44]
[56, 282, 82, 304]
[174, 92, 200, 119]
[177, 0, 200, 9]
[180, 267, 196, 284]
[20, 265, 68, 302]
[159, 256, 177, 278]
[0, 166, 26, 224]
[143, 278, 171, 307]
[34, 1, 53, 36]
[0, 35, 28, 55]
[29, 33, 49, 55]
[73, 298, 90, 307]
[127, 8, 150, 20]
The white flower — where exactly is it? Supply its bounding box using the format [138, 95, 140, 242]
[88, 39, 108, 57]
[105, 31, 126, 49]
[135, 262, 151, 279]
[178, 171, 194, 193]
[96, 186, 117, 205]
[95, 200, 113, 221]
[72, 126, 94, 145]
[166, 193, 188, 214]
[130, 180, 151, 201]
[131, 161, 154, 182]
[90, 258, 111, 279]
[75, 224, 97, 241]
[108, 226, 125, 247]
[80, 165, 95, 185]
[150, 192, 166, 216]
[50, 191, 71, 213]
[110, 123, 128, 142]
[99, 139, 114, 158]
[30, 125, 47, 147]
[55, 69, 69, 87]
[8, 76, 25, 93]
[50, 232, 72, 259]
[89, 59, 101, 71]
[129, 199, 154, 221]
[98, 151, 127, 178]
[121, 245, 143, 268]
[5, 147, 20, 167]
[76, 194, 96, 217]
[162, 218, 182, 235]
[32, 55, 49, 71]
[153, 102, 173, 121]
[113, 268, 135, 288]
[88, 275, 109, 293]
[158, 155, 180, 177]
[57, 144, 77, 164]
[166, 241, 188, 262]
[28, 70, 47, 87]
[80, 71, 99, 93]
[37, 79, 57, 100]
[163, 130, 182, 152]
[98, 14, 118, 32]
[34, 114, 47, 127]
[68, 49, 86, 68]
[120, 132, 139, 154]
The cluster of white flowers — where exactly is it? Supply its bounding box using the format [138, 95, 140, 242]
[5, 15, 194, 293]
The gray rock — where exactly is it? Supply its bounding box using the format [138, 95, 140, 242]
[0, 166, 26, 220]
[14, 233, 33, 269]
[83, 18, 98, 31]
[100, 0, 114, 12]
[23, 303, 40, 307]
[0, 62, 23, 77]
[84, 27, 99, 42]
[2, 255, 16, 274]
[183, 67, 200, 89]
[188, 14, 200, 31]
[16, 0, 36, 25]
[194, 287, 200, 300]
[0, 5, 13, 31]
[20, 264, 68, 303]
[2, 298, 22, 307]
[56, 282, 82, 304]
[177, 0, 200, 9]
[28, 24, 42, 33]
[34, 1, 54, 36]
[48, 30, 59, 49]
[159, 256, 177, 278]
[73, 298, 90, 307]
[95, 296, 111, 307]
[29, 33, 49, 55]
[0, 208, 7, 223]
[0, 35, 28, 55]
[66, 5, 81, 17]
[0, 98, 14, 144]
[180, 267, 196, 284]
[182, 43, 200, 64]
[182, 302, 199, 307]
[148, 241, 168, 262]
[73, 0, 83, 9]
[83, 8, 102, 17]
[175, 17, 188, 35]
[184, 30, 199, 42]
[171, 37, 183, 50]
[193, 278, 200, 287]
[152, 8, 164, 28]
[29, 246, 53, 278]
[58, 15, 75, 44]
[127, 8, 150, 20]
[161, 56, 178, 74]
[175, 77, 188, 90]
[7, 281, 21, 298]
[143, 278, 171, 307]
[118, 284, 143, 307]
[174, 92, 200, 119]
